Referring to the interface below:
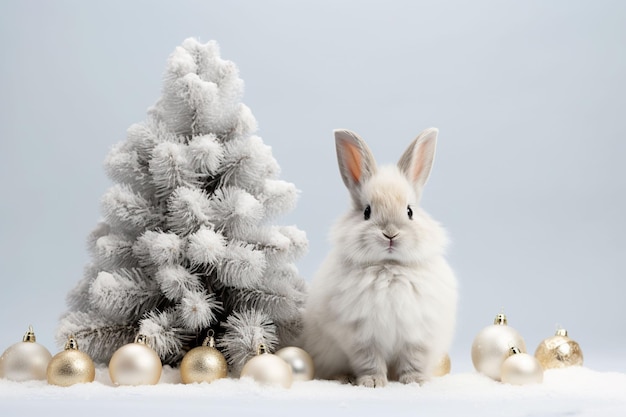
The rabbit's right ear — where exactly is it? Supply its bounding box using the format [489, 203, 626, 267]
[334, 129, 377, 204]
[398, 128, 438, 190]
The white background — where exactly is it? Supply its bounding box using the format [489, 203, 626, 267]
[1, 0, 624, 376]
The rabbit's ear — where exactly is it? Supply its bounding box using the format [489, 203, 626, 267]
[398, 128, 438, 189]
[335, 129, 377, 203]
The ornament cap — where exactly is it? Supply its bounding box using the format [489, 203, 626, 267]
[202, 330, 217, 348]
[494, 313, 508, 326]
[23, 325, 36, 342]
[555, 328, 568, 337]
[64, 335, 80, 351]
[134, 334, 151, 346]
[509, 346, 522, 356]
[257, 344, 270, 355]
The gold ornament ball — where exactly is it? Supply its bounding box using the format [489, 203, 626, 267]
[471, 313, 526, 381]
[275, 347, 315, 381]
[432, 353, 451, 377]
[534, 328, 583, 369]
[109, 335, 162, 386]
[501, 347, 543, 385]
[0, 326, 52, 382]
[180, 334, 228, 384]
[240, 345, 293, 388]
[47, 336, 95, 387]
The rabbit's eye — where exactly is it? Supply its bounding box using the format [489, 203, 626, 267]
[407, 206, 413, 220]
[364, 205, 371, 220]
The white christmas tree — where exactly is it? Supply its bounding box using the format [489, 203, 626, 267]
[57, 38, 308, 372]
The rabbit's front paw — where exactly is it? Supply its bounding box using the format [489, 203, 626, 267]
[356, 374, 388, 388]
[398, 371, 426, 385]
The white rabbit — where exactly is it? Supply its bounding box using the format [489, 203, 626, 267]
[301, 128, 457, 387]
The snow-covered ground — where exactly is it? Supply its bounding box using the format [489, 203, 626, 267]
[2, 364, 625, 417]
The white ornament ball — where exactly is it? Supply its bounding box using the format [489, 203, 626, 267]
[501, 348, 543, 385]
[241, 346, 293, 388]
[471, 313, 526, 381]
[0, 326, 52, 382]
[109, 335, 162, 386]
[275, 347, 315, 381]
[432, 353, 451, 377]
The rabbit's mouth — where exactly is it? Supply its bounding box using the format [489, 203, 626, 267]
[383, 241, 399, 256]
[380, 245, 405, 263]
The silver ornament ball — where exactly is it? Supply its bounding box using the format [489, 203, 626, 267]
[275, 346, 315, 381]
[471, 313, 526, 381]
[0, 326, 52, 382]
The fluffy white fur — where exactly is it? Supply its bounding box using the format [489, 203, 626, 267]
[301, 128, 458, 387]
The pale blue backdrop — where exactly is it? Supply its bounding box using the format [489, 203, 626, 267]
[1, 0, 624, 372]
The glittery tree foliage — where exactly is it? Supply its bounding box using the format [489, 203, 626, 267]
[57, 38, 308, 373]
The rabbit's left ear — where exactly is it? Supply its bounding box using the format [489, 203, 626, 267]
[398, 128, 438, 189]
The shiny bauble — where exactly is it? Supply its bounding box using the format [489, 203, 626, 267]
[275, 346, 315, 381]
[47, 336, 95, 386]
[501, 347, 543, 385]
[432, 353, 451, 377]
[240, 345, 293, 388]
[180, 333, 228, 384]
[109, 334, 162, 386]
[534, 328, 583, 369]
[0, 326, 52, 381]
[471, 313, 526, 381]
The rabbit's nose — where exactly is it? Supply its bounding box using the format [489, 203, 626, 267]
[383, 232, 398, 241]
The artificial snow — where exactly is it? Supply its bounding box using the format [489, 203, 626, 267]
[2, 366, 625, 417]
